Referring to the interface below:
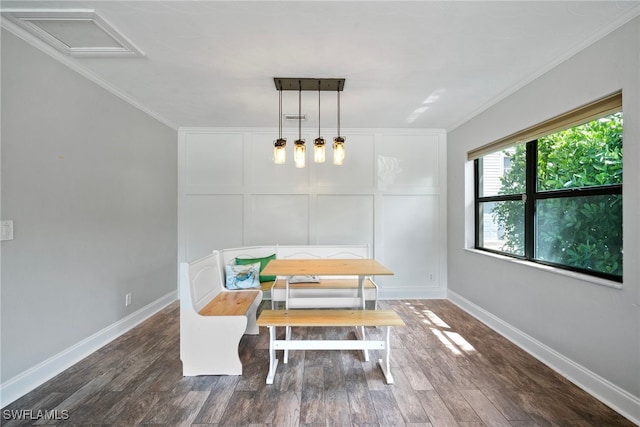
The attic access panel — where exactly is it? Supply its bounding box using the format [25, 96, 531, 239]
[1, 9, 144, 57]
[274, 78, 345, 92]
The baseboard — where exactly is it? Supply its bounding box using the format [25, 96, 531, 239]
[447, 290, 640, 425]
[0, 291, 178, 408]
[379, 286, 447, 300]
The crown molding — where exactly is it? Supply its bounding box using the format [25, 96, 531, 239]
[447, 7, 640, 132]
[1, 15, 178, 130]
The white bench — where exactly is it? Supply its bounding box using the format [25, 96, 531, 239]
[271, 245, 379, 309]
[180, 250, 262, 376]
[257, 309, 405, 384]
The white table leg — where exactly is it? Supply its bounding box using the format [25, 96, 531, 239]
[266, 326, 279, 384]
[284, 276, 291, 363]
[358, 275, 369, 361]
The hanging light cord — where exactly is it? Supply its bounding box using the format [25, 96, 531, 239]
[337, 87, 341, 137]
[298, 80, 302, 140]
[318, 81, 321, 137]
[278, 81, 282, 139]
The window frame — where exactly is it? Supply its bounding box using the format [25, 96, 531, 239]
[473, 105, 623, 283]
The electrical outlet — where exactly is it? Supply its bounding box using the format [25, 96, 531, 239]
[125, 293, 132, 306]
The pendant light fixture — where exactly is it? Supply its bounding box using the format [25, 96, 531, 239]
[293, 81, 306, 168]
[314, 81, 326, 163]
[273, 77, 344, 167]
[273, 81, 286, 164]
[333, 87, 345, 165]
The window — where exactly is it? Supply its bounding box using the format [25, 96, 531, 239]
[472, 92, 623, 282]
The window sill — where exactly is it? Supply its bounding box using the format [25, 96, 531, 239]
[464, 248, 623, 290]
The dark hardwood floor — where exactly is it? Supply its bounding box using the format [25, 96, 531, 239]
[2, 299, 635, 426]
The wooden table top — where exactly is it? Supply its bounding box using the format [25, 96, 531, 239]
[261, 258, 394, 277]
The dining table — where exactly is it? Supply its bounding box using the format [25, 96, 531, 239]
[260, 258, 394, 309]
[261, 257, 394, 362]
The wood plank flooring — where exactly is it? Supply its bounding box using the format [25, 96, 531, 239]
[2, 299, 635, 426]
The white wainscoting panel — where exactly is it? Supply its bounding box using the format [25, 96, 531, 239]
[315, 195, 374, 246]
[185, 132, 244, 191]
[178, 127, 447, 299]
[378, 194, 441, 296]
[186, 194, 243, 261]
[379, 134, 440, 191]
[249, 194, 309, 245]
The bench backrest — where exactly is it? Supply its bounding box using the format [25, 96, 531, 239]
[182, 250, 224, 312]
[221, 245, 277, 266]
[276, 245, 370, 279]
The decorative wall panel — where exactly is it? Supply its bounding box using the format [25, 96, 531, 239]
[249, 194, 309, 245]
[186, 194, 243, 261]
[185, 132, 244, 191]
[315, 195, 374, 246]
[179, 128, 447, 298]
[378, 195, 440, 295]
[316, 134, 376, 190]
[379, 134, 440, 191]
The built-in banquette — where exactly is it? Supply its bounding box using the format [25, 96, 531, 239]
[179, 250, 262, 376]
[180, 244, 379, 376]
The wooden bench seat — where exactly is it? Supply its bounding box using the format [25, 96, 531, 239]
[257, 309, 404, 384]
[271, 278, 377, 290]
[271, 278, 378, 309]
[257, 309, 403, 327]
[199, 290, 261, 316]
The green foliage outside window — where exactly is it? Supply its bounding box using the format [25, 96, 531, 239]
[491, 112, 623, 278]
[492, 144, 526, 255]
[537, 113, 623, 191]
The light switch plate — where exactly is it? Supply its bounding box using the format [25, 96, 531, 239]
[1, 220, 14, 241]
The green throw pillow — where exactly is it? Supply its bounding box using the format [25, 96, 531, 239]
[236, 254, 276, 282]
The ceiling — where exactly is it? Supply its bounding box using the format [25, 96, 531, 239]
[2, 1, 639, 131]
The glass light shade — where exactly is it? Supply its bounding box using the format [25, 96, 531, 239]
[294, 139, 306, 168]
[333, 137, 345, 165]
[314, 137, 326, 163]
[273, 138, 286, 164]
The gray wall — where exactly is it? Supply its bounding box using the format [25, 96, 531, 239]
[447, 17, 639, 405]
[1, 30, 178, 382]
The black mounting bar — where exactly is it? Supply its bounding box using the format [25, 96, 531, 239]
[274, 78, 345, 91]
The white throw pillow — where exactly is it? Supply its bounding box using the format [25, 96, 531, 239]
[225, 262, 261, 290]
